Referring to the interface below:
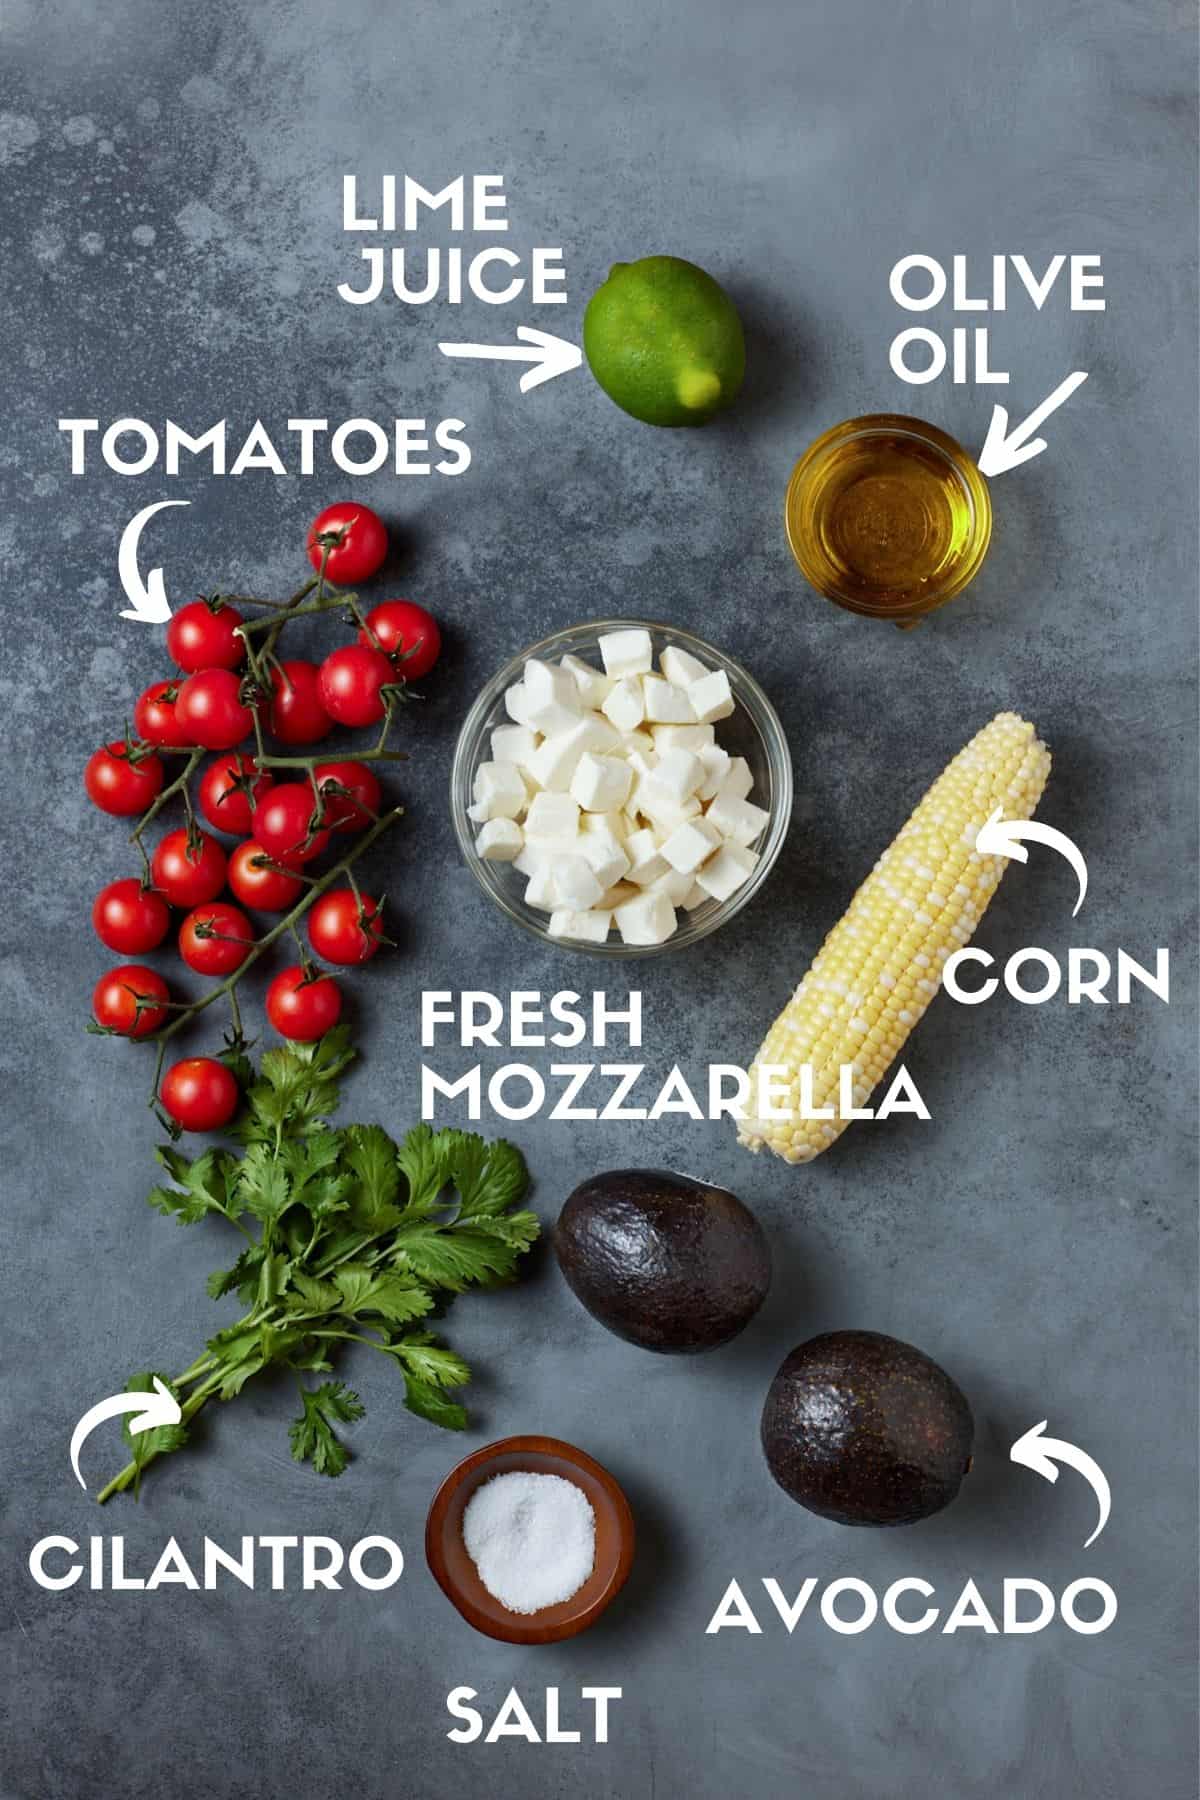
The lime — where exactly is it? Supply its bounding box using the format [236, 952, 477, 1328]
[583, 255, 746, 428]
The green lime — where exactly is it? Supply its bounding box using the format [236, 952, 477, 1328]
[583, 255, 746, 428]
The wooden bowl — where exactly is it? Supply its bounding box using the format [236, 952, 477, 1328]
[425, 1435, 636, 1644]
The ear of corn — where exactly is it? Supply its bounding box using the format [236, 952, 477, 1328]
[738, 711, 1051, 1164]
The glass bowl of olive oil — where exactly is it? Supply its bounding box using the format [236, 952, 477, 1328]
[785, 415, 992, 625]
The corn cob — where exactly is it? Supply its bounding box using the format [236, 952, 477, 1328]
[738, 711, 1051, 1164]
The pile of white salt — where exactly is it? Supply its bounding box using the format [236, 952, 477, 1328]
[461, 1470, 596, 1615]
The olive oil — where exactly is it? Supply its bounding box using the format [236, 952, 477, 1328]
[785, 416, 992, 624]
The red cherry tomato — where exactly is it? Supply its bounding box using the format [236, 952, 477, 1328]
[174, 669, 256, 751]
[166, 600, 245, 673]
[227, 839, 305, 911]
[198, 753, 273, 836]
[161, 1057, 240, 1132]
[178, 902, 255, 976]
[266, 965, 343, 1042]
[92, 878, 171, 954]
[151, 828, 228, 908]
[314, 760, 382, 832]
[306, 502, 388, 585]
[134, 679, 193, 747]
[318, 644, 394, 728]
[85, 742, 164, 816]
[267, 659, 333, 746]
[359, 600, 441, 680]
[92, 964, 170, 1038]
[307, 889, 386, 965]
[253, 783, 331, 866]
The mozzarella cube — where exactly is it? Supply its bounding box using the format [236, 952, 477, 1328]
[529, 723, 591, 792]
[571, 751, 633, 813]
[682, 881, 710, 911]
[649, 747, 706, 804]
[474, 819, 523, 862]
[467, 800, 490, 824]
[504, 682, 538, 728]
[513, 843, 545, 879]
[524, 865, 559, 910]
[600, 880, 639, 909]
[696, 844, 759, 902]
[621, 728, 657, 759]
[660, 815, 723, 874]
[707, 790, 770, 846]
[651, 722, 715, 755]
[548, 908, 612, 944]
[577, 818, 630, 889]
[614, 890, 676, 945]
[523, 658, 582, 736]
[559, 655, 612, 709]
[639, 786, 701, 834]
[718, 756, 754, 802]
[490, 723, 539, 770]
[642, 675, 696, 724]
[599, 628, 653, 678]
[582, 809, 628, 845]
[473, 760, 527, 820]
[696, 743, 731, 800]
[601, 676, 646, 733]
[689, 669, 735, 723]
[625, 827, 669, 887]
[659, 645, 710, 688]
[553, 853, 604, 910]
[524, 791, 580, 842]
[647, 867, 694, 904]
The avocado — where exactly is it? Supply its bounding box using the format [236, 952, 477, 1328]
[554, 1169, 771, 1353]
[761, 1330, 974, 1526]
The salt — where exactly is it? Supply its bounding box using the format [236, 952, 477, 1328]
[461, 1471, 596, 1615]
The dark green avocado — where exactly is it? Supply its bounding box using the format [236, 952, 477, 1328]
[554, 1169, 771, 1354]
[761, 1330, 974, 1526]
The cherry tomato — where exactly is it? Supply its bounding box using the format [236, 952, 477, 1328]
[92, 964, 170, 1038]
[92, 878, 171, 954]
[178, 902, 255, 976]
[134, 679, 193, 747]
[166, 600, 245, 673]
[175, 669, 256, 751]
[161, 1057, 239, 1132]
[85, 742, 164, 816]
[253, 783, 331, 866]
[359, 600, 441, 680]
[314, 760, 382, 832]
[227, 839, 305, 911]
[267, 659, 333, 746]
[266, 965, 343, 1041]
[318, 644, 394, 728]
[306, 502, 387, 585]
[307, 889, 386, 965]
[151, 828, 228, 908]
[198, 753, 273, 836]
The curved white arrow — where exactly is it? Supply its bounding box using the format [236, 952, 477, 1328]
[1011, 1420, 1110, 1548]
[70, 1377, 181, 1490]
[118, 498, 190, 624]
[976, 807, 1088, 917]
[977, 370, 1088, 478]
[438, 326, 582, 393]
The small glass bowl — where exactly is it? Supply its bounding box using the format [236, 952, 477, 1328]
[450, 619, 793, 957]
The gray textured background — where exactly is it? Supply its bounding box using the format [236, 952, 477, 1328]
[2, 1, 1197, 1795]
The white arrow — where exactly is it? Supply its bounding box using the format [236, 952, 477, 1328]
[70, 1377, 181, 1490]
[118, 498, 190, 624]
[975, 807, 1088, 917]
[438, 326, 582, 393]
[1011, 1420, 1110, 1548]
[977, 370, 1088, 477]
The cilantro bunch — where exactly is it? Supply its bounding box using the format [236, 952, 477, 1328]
[97, 1028, 538, 1501]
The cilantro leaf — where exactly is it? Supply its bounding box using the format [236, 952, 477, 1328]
[344, 1123, 402, 1229]
[395, 1123, 449, 1213]
[121, 1372, 188, 1496]
[333, 1265, 434, 1324]
[288, 1381, 365, 1477]
[402, 1374, 467, 1431]
[442, 1132, 529, 1217]
[147, 1147, 233, 1226]
[233, 1142, 292, 1225]
[390, 1335, 472, 1389]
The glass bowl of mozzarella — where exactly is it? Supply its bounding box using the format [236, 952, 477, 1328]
[451, 620, 792, 955]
